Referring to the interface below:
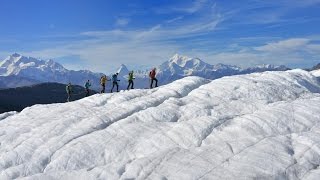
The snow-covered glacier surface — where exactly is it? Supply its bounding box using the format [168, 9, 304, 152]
[1, 69, 320, 180]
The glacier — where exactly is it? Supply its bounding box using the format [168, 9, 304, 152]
[1, 69, 320, 179]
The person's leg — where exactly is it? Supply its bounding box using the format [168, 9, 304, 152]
[116, 82, 119, 92]
[86, 88, 89, 97]
[155, 78, 158, 87]
[128, 80, 133, 89]
[103, 84, 105, 93]
[150, 79, 154, 88]
[127, 81, 130, 90]
[111, 83, 114, 93]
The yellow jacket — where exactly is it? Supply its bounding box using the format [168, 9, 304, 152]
[100, 76, 107, 84]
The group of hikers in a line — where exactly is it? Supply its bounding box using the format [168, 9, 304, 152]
[66, 68, 158, 102]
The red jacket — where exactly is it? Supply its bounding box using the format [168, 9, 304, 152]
[149, 69, 156, 78]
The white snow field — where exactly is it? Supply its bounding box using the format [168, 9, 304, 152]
[1, 69, 320, 180]
[311, 69, 320, 77]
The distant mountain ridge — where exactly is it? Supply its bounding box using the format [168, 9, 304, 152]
[155, 54, 290, 83]
[0, 53, 103, 89]
[0, 53, 67, 77]
[309, 63, 320, 71]
[0, 75, 41, 89]
[0, 53, 290, 90]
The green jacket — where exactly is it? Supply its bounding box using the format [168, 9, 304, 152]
[128, 72, 134, 81]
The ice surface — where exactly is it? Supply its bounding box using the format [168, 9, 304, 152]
[1, 70, 320, 179]
[311, 69, 320, 77]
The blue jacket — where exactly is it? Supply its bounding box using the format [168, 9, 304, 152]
[112, 74, 118, 82]
[85, 82, 91, 89]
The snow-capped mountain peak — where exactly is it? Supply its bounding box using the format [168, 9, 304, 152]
[257, 64, 274, 69]
[213, 63, 241, 70]
[169, 54, 190, 65]
[0, 53, 21, 67]
[169, 54, 204, 68]
[0, 54, 103, 89]
[117, 64, 130, 75]
[159, 54, 239, 81]
[44, 59, 66, 71]
[0, 54, 68, 76]
[10, 53, 23, 63]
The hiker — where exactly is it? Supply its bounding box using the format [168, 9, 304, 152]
[85, 80, 91, 97]
[149, 68, 158, 89]
[100, 75, 108, 93]
[111, 73, 120, 92]
[127, 71, 135, 90]
[66, 82, 72, 102]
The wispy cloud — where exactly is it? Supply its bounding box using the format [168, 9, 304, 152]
[165, 16, 184, 23]
[255, 38, 311, 53]
[173, 0, 208, 13]
[267, 0, 320, 7]
[115, 18, 130, 26]
[154, 0, 210, 14]
[222, 0, 320, 26]
[207, 37, 320, 68]
[307, 44, 320, 54]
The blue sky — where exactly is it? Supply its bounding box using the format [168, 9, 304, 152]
[0, 0, 320, 73]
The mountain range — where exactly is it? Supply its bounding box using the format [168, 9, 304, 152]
[0, 53, 290, 90]
[156, 54, 289, 83]
[0, 53, 103, 89]
[110, 54, 290, 89]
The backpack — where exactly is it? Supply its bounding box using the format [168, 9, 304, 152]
[66, 84, 71, 93]
[85, 82, 91, 88]
[100, 76, 106, 84]
[149, 70, 156, 78]
[112, 74, 117, 82]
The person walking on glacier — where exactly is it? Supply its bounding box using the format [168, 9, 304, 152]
[100, 75, 108, 93]
[85, 80, 91, 97]
[149, 68, 158, 89]
[66, 82, 72, 102]
[111, 73, 120, 92]
[127, 71, 135, 90]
